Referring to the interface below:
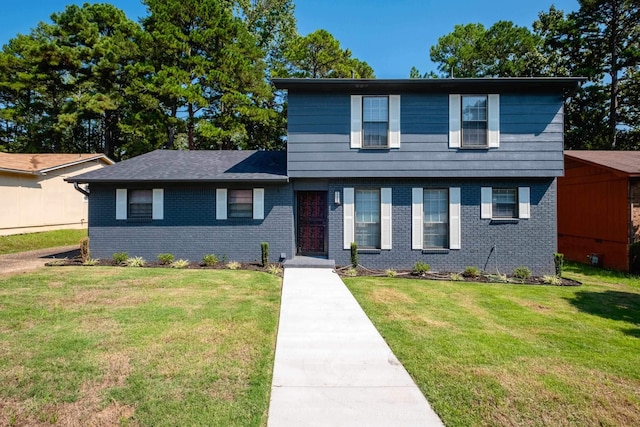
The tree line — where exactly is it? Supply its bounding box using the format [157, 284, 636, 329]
[414, 0, 640, 150]
[1, 0, 638, 158]
[0, 0, 373, 159]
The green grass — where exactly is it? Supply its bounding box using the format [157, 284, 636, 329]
[0, 229, 87, 254]
[344, 266, 640, 426]
[0, 267, 281, 426]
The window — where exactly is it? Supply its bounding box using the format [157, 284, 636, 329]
[424, 189, 448, 248]
[363, 96, 388, 147]
[449, 94, 499, 148]
[492, 188, 517, 218]
[355, 189, 380, 248]
[351, 95, 400, 149]
[462, 96, 487, 147]
[228, 189, 253, 218]
[481, 187, 530, 220]
[116, 188, 163, 220]
[128, 189, 153, 219]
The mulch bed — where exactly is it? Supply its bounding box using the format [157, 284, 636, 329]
[334, 265, 582, 286]
[45, 257, 273, 272]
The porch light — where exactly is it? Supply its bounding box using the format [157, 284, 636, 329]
[334, 190, 341, 205]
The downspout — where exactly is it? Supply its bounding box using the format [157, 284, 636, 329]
[73, 182, 90, 197]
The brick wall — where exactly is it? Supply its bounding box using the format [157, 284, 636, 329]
[325, 178, 557, 275]
[87, 183, 294, 264]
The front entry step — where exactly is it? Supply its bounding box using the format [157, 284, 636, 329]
[283, 256, 335, 269]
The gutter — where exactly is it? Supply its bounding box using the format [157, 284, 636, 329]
[73, 181, 90, 197]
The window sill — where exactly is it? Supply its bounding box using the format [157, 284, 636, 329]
[457, 146, 490, 150]
[421, 249, 450, 254]
[357, 249, 381, 254]
[357, 146, 391, 151]
[489, 218, 519, 224]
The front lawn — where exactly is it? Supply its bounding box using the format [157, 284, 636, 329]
[345, 266, 640, 426]
[0, 229, 86, 255]
[0, 267, 281, 426]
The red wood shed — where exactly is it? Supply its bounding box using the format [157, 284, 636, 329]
[558, 151, 640, 272]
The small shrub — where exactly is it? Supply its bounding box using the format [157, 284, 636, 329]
[554, 253, 565, 277]
[171, 259, 190, 269]
[126, 256, 145, 267]
[412, 261, 431, 274]
[79, 237, 90, 262]
[267, 264, 283, 276]
[350, 242, 359, 268]
[113, 252, 128, 265]
[202, 254, 218, 267]
[261, 242, 269, 267]
[513, 266, 532, 280]
[463, 266, 479, 278]
[543, 275, 562, 285]
[82, 258, 99, 266]
[450, 272, 463, 281]
[487, 273, 508, 283]
[346, 267, 357, 277]
[46, 258, 68, 266]
[227, 261, 241, 270]
[157, 253, 174, 265]
[385, 269, 397, 277]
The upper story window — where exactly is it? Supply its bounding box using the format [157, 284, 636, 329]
[128, 189, 153, 219]
[363, 96, 388, 148]
[228, 189, 253, 218]
[449, 94, 499, 149]
[462, 96, 488, 147]
[351, 95, 400, 149]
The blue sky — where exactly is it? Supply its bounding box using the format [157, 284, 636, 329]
[1, 0, 579, 78]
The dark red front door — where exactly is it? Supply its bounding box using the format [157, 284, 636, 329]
[297, 191, 327, 256]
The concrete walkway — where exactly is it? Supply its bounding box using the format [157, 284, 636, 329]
[268, 268, 444, 427]
[0, 245, 78, 276]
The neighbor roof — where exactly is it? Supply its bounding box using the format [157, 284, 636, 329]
[272, 77, 586, 94]
[66, 150, 288, 183]
[0, 153, 113, 175]
[565, 150, 640, 177]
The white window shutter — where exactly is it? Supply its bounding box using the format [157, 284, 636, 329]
[412, 188, 423, 250]
[116, 189, 127, 220]
[253, 188, 265, 220]
[350, 95, 362, 149]
[519, 187, 530, 219]
[381, 188, 392, 249]
[389, 95, 401, 148]
[152, 189, 164, 220]
[449, 94, 461, 148]
[216, 188, 227, 220]
[481, 187, 492, 219]
[488, 94, 500, 148]
[449, 187, 461, 250]
[343, 188, 355, 249]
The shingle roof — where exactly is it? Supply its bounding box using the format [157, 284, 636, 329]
[565, 150, 640, 176]
[66, 150, 288, 183]
[0, 153, 113, 174]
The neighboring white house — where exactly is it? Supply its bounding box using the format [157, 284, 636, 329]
[0, 153, 113, 236]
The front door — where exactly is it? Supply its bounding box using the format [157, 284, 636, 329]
[297, 191, 327, 256]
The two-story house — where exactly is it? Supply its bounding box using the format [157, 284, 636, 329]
[67, 78, 582, 275]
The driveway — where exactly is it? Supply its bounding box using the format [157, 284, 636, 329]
[0, 245, 79, 276]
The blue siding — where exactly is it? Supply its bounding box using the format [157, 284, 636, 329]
[286, 92, 564, 178]
[87, 183, 295, 263]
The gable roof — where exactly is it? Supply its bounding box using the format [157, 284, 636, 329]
[0, 153, 113, 175]
[564, 150, 640, 177]
[273, 77, 585, 94]
[66, 150, 288, 183]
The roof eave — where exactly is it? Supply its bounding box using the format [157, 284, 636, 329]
[0, 167, 43, 176]
[65, 177, 290, 184]
[39, 155, 114, 174]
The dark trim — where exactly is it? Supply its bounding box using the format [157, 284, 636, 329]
[422, 249, 450, 254]
[273, 77, 586, 94]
